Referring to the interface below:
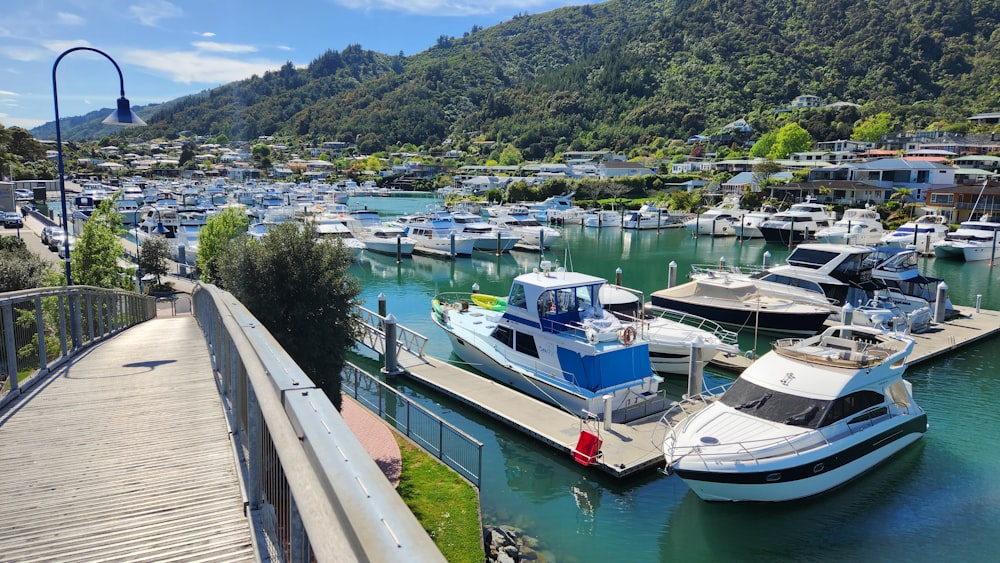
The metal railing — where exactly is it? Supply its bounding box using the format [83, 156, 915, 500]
[355, 304, 428, 357]
[1, 286, 156, 408]
[342, 363, 483, 487]
[192, 283, 445, 563]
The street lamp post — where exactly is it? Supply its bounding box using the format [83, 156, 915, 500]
[53, 46, 145, 346]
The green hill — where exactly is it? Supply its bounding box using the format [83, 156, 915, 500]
[34, 0, 1000, 153]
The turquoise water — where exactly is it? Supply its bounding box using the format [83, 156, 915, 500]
[347, 196, 1000, 562]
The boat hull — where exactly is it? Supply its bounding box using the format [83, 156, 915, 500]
[759, 226, 815, 245]
[672, 414, 927, 502]
[933, 242, 997, 262]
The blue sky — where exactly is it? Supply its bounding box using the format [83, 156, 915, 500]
[0, 0, 591, 130]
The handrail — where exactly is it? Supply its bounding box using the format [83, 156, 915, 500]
[1, 286, 156, 408]
[192, 283, 444, 562]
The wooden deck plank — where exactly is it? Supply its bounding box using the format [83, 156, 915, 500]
[0, 316, 255, 562]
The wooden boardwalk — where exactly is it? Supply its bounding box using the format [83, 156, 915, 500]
[0, 316, 255, 562]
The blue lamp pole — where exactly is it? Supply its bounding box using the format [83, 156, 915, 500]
[53, 46, 146, 346]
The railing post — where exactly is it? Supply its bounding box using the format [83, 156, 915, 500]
[381, 314, 403, 376]
[246, 384, 262, 510]
[34, 296, 48, 373]
[3, 302, 18, 394]
[58, 294, 67, 358]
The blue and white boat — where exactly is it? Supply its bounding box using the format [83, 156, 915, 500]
[431, 263, 667, 422]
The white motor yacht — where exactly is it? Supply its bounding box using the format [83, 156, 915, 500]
[814, 208, 884, 245]
[932, 215, 1000, 261]
[488, 212, 562, 249]
[880, 214, 950, 254]
[683, 197, 741, 236]
[734, 205, 778, 239]
[660, 324, 925, 502]
[582, 209, 622, 228]
[758, 201, 836, 245]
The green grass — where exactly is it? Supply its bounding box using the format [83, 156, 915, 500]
[394, 434, 483, 563]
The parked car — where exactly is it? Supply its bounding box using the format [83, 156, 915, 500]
[57, 236, 77, 259]
[3, 211, 23, 228]
[41, 226, 64, 246]
[48, 231, 69, 252]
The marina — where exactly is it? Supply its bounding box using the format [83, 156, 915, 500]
[340, 195, 1000, 561]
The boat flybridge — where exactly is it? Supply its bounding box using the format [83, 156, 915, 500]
[659, 324, 925, 502]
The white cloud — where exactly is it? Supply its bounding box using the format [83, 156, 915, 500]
[42, 39, 94, 53]
[276, 45, 293, 52]
[0, 90, 17, 96]
[192, 41, 258, 54]
[56, 12, 86, 26]
[123, 48, 284, 84]
[199, 31, 216, 38]
[0, 46, 49, 62]
[332, 0, 582, 16]
[0, 114, 46, 128]
[128, 0, 183, 27]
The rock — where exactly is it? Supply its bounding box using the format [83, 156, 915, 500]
[496, 551, 516, 563]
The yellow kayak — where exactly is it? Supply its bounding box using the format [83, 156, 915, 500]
[471, 293, 507, 311]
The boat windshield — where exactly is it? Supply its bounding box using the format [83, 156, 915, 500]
[720, 379, 829, 428]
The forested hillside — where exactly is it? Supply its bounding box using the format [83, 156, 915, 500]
[36, 0, 1000, 153]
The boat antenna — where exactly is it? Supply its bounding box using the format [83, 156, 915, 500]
[970, 179, 989, 219]
[564, 246, 574, 272]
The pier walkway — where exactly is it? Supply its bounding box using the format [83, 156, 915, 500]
[0, 315, 256, 561]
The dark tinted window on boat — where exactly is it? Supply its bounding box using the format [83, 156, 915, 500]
[492, 325, 513, 348]
[720, 379, 829, 429]
[515, 332, 538, 358]
[786, 248, 840, 269]
[819, 390, 885, 427]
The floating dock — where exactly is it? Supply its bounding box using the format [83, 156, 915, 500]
[387, 304, 1000, 479]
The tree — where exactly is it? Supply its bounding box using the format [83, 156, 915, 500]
[852, 113, 894, 145]
[751, 159, 782, 192]
[749, 131, 776, 158]
[197, 206, 249, 285]
[769, 123, 812, 159]
[217, 222, 361, 410]
[0, 236, 51, 292]
[139, 236, 171, 287]
[72, 199, 130, 289]
[890, 187, 917, 219]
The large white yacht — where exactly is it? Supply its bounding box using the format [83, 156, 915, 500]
[683, 197, 741, 236]
[660, 324, 925, 502]
[932, 215, 1000, 261]
[880, 214, 950, 253]
[814, 208, 884, 245]
[758, 201, 836, 245]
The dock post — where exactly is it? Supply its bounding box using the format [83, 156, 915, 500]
[668, 261, 677, 288]
[762, 250, 772, 268]
[934, 282, 949, 323]
[615, 267, 622, 286]
[396, 234, 402, 263]
[539, 228, 545, 251]
[842, 302, 854, 326]
[718, 256, 726, 271]
[603, 394, 614, 430]
[381, 314, 403, 376]
[976, 294, 982, 313]
[378, 292, 386, 329]
[496, 231, 502, 256]
[685, 340, 703, 400]
[177, 245, 186, 276]
[450, 232, 456, 258]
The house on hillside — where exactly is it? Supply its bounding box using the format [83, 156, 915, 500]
[600, 160, 655, 178]
[924, 182, 1000, 222]
[808, 158, 955, 202]
[790, 95, 821, 108]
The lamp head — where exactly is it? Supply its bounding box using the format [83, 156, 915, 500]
[154, 222, 168, 235]
[102, 96, 146, 127]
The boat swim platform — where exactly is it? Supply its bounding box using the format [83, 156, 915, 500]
[0, 316, 257, 562]
[708, 305, 1000, 375]
[391, 352, 676, 479]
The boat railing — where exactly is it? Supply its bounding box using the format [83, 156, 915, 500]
[690, 263, 766, 278]
[356, 304, 428, 358]
[642, 305, 739, 346]
[651, 383, 730, 454]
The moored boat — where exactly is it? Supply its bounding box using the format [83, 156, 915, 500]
[659, 324, 925, 502]
[431, 262, 668, 422]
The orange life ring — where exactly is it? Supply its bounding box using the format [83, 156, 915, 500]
[619, 325, 637, 346]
